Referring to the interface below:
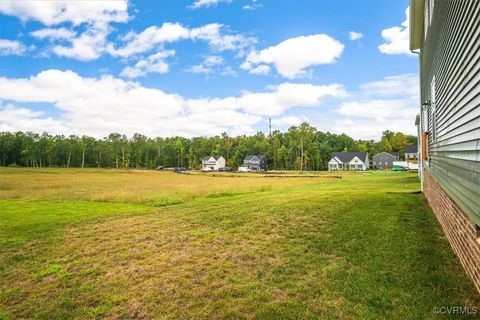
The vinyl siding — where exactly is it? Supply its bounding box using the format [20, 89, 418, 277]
[420, 0, 480, 225]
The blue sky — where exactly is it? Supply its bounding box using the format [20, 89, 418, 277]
[0, 0, 418, 139]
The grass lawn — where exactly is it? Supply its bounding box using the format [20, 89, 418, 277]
[0, 168, 479, 319]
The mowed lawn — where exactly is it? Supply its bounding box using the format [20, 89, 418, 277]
[0, 168, 478, 319]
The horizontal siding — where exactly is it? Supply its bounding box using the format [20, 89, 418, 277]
[421, 0, 480, 225]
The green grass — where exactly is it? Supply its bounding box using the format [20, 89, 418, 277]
[0, 168, 478, 319]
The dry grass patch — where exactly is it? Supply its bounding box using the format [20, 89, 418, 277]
[1, 169, 479, 319]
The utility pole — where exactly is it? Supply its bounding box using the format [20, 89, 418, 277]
[269, 118, 272, 139]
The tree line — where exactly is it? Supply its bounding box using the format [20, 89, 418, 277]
[0, 123, 416, 170]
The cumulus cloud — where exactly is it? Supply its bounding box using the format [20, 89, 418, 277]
[272, 116, 308, 127]
[187, 82, 346, 116]
[0, 103, 70, 134]
[348, 31, 363, 41]
[243, 1, 262, 11]
[110, 22, 255, 60]
[184, 55, 226, 75]
[359, 73, 419, 97]
[0, 0, 129, 61]
[120, 51, 175, 78]
[249, 64, 270, 75]
[378, 7, 414, 56]
[330, 73, 419, 139]
[189, 0, 232, 9]
[0, 69, 343, 137]
[30, 28, 76, 40]
[0, 0, 129, 26]
[243, 34, 344, 79]
[0, 39, 28, 56]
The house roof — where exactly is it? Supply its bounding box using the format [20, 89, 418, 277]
[332, 152, 368, 163]
[244, 155, 266, 161]
[373, 151, 399, 158]
[404, 145, 418, 153]
[202, 156, 223, 161]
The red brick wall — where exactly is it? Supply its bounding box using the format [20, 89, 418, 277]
[423, 170, 480, 293]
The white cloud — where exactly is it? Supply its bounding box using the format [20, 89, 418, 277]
[273, 116, 308, 127]
[203, 55, 224, 66]
[110, 22, 255, 59]
[187, 82, 346, 116]
[348, 31, 363, 41]
[249, 64, 270, 75]
[184, 65, 214, 75]
[243, 34, 344, 79]
[184, 55, 225, 75]
[110, 23, 190, 58]
[0, 39, 28, 56]
[189, 0, 232, 9]
[0, 0, 129, 61]
[51, 25, 110, 61]
[243, 1, 262, 11]
[360, 73, 419, 97]
[378, 7, 414, 56]
[330, 74, 419, 139]
[0, 103, 70, 134]
[30, 28, 76, 40]
[120, 50, 175, 78]
[0, 0, 129, 26]
[0, 69, 343, 137]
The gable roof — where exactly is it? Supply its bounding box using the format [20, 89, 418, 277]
[244, 155, 266, 161]
[202, 156, 223, 161]
[404, 145, 418, 154]
[332, 152, 368, 163]
[373, 151, 399, 158]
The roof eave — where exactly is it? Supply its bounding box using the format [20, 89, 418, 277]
[409, 0, 425, 51]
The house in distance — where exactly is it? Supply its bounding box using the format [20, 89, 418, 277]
[201, 156, 225, 171]
[372, 152, 399, 169]
[328, 152, 369, 171]
[404, 144, 418, 161]
[242, 155, 267, 171]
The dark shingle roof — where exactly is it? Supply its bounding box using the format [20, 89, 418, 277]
[374, 151, 399, 158]
[332, 152, 368, 163]
[404, 145, 418, 153]
[244, 155, 266, 161]
[202, 156, 223, 161]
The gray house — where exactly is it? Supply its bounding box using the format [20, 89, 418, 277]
[243, 155, 267, 171]
[410, 0, 480, 292]
[372, 152, 399, 169]
[328, 152, 369, 171]
[404, 145, 418, 160]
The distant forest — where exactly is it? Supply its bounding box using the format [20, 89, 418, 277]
[0, 123, 416, 170]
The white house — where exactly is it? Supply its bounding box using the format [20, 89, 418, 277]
[201, 156, 226, 171]
[328, 152, 369, 171]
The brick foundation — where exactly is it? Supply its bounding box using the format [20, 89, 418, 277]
[423, 170, 480, 293]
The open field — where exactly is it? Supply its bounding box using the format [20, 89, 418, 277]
[0, 168, 479, 319]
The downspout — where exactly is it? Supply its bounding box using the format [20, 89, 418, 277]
[410, 49, 423, 191]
